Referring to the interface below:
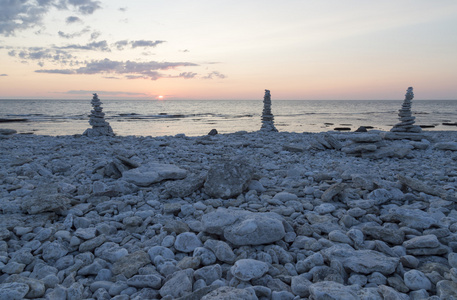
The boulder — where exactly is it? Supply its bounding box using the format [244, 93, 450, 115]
[309, 281, 359, 300]
[122, 163, 187, 186]
[201, 286, 257, 300]
[202, 208, 286, 246]
[230, 259, 269, 281]
[203, 157, 254, 199]
[434, 142, 457, 151]
[322, 244, 399, 275]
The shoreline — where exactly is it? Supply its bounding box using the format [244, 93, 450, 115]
[1, 130, 457, 299]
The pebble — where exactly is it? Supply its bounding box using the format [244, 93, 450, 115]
[1, 131, 457, 299]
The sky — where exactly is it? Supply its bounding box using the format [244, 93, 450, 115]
[1, 0, 457, 100]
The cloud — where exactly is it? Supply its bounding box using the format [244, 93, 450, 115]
[35, 69, 75, 74]
[8, 47, 75, 64]
[0, 0, 49, 36]
[131, 40, 166, 48]
[35, 58, 199, 80]
[58, 27, 90, 39]
[60, 40, 110, 51]
[119, 7, 127, 12]
[66, 16, 82, 24]
[114, 40, 166, 50]
[0, 74, 7, 76]
[90, 31, 101, 40]
[65, 89, 147, 96]
[57, 0, 102, 15]
[0, 0, 102, 36]
[178, 72, 197, 79]
[203, 71, 226, 79]
[114, 40, 129, 50]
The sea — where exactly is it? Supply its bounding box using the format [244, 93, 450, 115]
[0, 99, 456, 137]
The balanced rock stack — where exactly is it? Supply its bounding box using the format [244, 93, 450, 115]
[384, 87, 424, 141]
[260, 89, 278, 132]
[341, 133, 382, 156]
[83, 93, 114, 137]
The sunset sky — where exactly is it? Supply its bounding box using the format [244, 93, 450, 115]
[1, 0, 457, 100]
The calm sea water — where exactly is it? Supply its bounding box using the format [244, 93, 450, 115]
[0, 99, 456, 136]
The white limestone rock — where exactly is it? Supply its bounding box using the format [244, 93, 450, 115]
[159, 269, 193, 298]
[122, 163, 187, 186]
[201, 286, 258, 300]
[0, 282, 30, 300]
[404, 270, 432, 291]
[308, 281, 359, 300]
[203, 157, 254, 199]
[202, 208, 286, 246]
[434, 142, 457, 151]
[230, 259, 269, 281]
[174, 232, 203, 253]
[321, 244, 399, 275]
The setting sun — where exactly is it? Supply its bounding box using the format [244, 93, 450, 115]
[158, 95, 164, 100]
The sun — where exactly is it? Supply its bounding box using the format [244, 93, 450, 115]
[158, 95, 164, 100]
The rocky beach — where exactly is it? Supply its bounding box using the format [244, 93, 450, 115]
[1, 129, 457, 299]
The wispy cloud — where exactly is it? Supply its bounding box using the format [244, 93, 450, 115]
[203, 71, 226, 79]
[0, 74, 7, 76]
[59, 40, 110, 51]
[65, 90, 147, 96]
[114, 40, 129, 50]
[8, 47, 76, 65]
[0, 0, 102, 36]
[178, 72, 197, 79]
[66, 16, 82, 24]
[35, 58, 199, 80]
[55, 0, 102, 15]
[58, 27, 91, 39]
[114, 40, 166, 50]
[131, 40, 166, 48]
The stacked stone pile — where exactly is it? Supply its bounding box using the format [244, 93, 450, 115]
[260, 89, 278, 132]
[385, 87, 424, 141]
[1, 131, 457, 299]
[340, 133, 382, 156]
[83, 93, 114, 137]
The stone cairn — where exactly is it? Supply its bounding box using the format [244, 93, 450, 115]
[385, 87, 424, 140]
[260, 89, 278, 132]
[83, 93, 114, 137]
